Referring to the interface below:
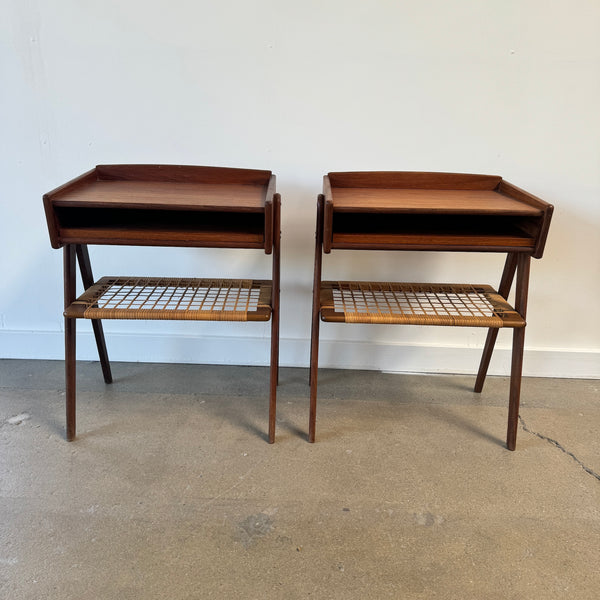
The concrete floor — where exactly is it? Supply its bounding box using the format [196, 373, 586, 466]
[1, 359, 599, 599]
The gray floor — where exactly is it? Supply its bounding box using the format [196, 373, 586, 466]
[1, 359, 599, 599]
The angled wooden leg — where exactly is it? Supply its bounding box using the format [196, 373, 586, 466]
[269, 311, 278, 443]
[75, 244, 112, 383]
[474, 253, 518, 392]
[65, 317, 76, 441]
[308, 308, 320, 443]
[507, 328, 526, 450]
[268, 194, 281, 443]
[64, 245, 77, 441]
[309, 195, 324, 443]
[506, 253, 531, 451]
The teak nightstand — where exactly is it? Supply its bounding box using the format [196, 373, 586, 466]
[44, 164, 280, 442]
[309, 171, 553, 449]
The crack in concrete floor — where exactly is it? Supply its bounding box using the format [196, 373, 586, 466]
[519, 415, 600, 482]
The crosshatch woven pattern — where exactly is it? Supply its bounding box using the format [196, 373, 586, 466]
[320, 281, 525, 327]
[65, 277, 272, 321]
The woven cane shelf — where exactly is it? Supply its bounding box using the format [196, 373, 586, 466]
[320, 282, 525, 328]
[65, 277, 272, 321]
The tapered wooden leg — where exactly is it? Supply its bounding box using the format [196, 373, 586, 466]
[76, 244, 112, 384]
[507, 327, 525, 451]
[65, 317, 76, 441]
[308, 308, 320, 443]
[308, 195, 324, 443]
[273, 328, 280, 389]
[64, 245, 77, 441]
[90, 321, 112, 383]
[268, 194, 281, 443]
[474, 329, 499, 393]
[269, 311, 278, 443]
[506, 254, 530, 451]
[474, 253, 519, 392]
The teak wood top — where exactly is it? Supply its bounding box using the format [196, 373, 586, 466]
[324, 171, 549, 215]
[51, 180, 268, 212]
[328, 188, 541, 215]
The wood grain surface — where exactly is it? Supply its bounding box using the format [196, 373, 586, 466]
[329, 188, 542, 215]
[51, 180, 267, 211]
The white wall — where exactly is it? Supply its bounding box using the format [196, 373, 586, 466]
[1, 0, 599, 377]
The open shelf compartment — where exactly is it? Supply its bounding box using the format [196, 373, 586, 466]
[52, 205, 267, 248]
[330, 212, 539, 251]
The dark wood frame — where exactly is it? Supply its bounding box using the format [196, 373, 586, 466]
[309, 171, 553, 450]
[45, 165, 281, 443]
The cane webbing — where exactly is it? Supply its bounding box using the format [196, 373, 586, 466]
[65, 277, 272, 321]
[320, 282, 524, 328]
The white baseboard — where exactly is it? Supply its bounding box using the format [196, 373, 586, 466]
[0, 329, 598, 379]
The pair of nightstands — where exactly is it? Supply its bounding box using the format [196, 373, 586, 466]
[44, 165, 552, 449]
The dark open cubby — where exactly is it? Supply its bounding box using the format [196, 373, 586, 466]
[53, 206, 266, 248]
[330, 212, 540, 249]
